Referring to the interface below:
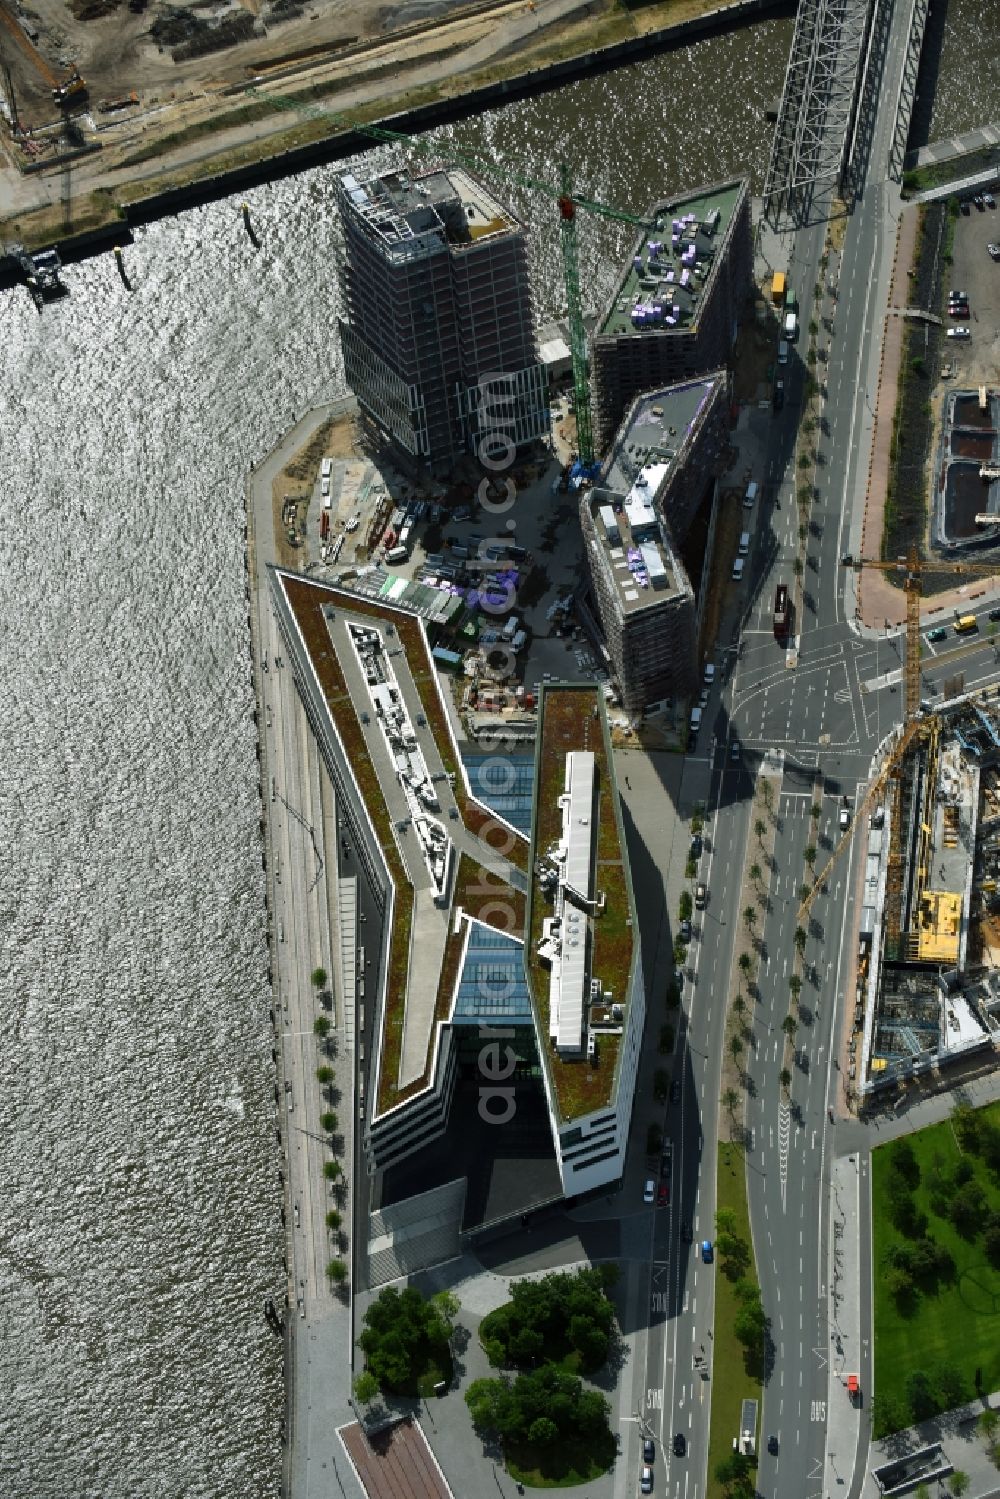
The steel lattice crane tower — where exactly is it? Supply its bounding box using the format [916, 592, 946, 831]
[250, 89, 651, 469]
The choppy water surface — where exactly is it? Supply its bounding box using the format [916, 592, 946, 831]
[0, 15, 793, 1496]
[922, 0, 1000, 141]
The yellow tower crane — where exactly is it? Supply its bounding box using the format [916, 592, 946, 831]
[800, 546, 1000, 952]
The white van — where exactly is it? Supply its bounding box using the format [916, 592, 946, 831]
[732, 557, 745, 581]
[321, 458, 333, 481]
[738, 531, 751, 557]
[689, 705, 703, 733]
[784, 311, 798, 341]
[778, 340, 789, 365]
[385, 545, 408, 564]
[321, 477, 331, 498]
[744, 481, 758, 509]
[703, 662, 716, 686]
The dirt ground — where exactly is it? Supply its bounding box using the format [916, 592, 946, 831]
[0, 0, 737, 245]
[270, 409, 355, 566]
[0, 0, 467, 128]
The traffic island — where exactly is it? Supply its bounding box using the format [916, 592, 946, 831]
[705, 1143, 763, 1499]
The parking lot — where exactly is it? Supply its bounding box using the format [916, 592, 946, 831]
[941, 189, 1000, 386]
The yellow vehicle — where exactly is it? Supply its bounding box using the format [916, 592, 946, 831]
[771, 271, 786, 306]
[954, 613, 978, 634]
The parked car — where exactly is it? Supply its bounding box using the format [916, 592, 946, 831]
[673, 1432, 687, 1457]
[989, 608, 1000, 622]
[946, 327, 971, 339]
[773, 379, 785, 411]
[730, 739, 740, 762]
[694, 882, 707, 910]
[690, 833, 703, 859]
[986, 193, 996, 208]
[640, 1465, 654, 1494]
[643, 1179, 655, 1205]
[679, 919, 692, 942]
[949, 289, 969, 301]
[927, 626, 947, 642]
[960, 199, 971, 215]
[643, 1438, 655, 1463]
[974, 193, 986, 210]
[989, 243, 1000, 261]
[657, 1182, 669, 1208]
[670, 1079, 682, 1104]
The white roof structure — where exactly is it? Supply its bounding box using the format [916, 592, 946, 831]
[548, 752, 597, 1054]
[562, 752, 595, 900]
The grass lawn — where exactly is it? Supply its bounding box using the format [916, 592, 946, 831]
[706, 1143, 761, 1499]
[505, 1423, 617, 1489]
[872, 1103, 1000, 1433]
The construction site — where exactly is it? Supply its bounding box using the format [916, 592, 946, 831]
[803, 552, 1000, 1105]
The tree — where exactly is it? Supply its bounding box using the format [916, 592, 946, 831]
[354, 1370, 379, 1404]
[810, 802, 822, 821]
[732, 995, 747, 1021]
[316, 1065, 334, 1087]
[715, 1451, 752, 1489]
[730, 1035, 744, 1066]
[432, 1290, 460, 1329]
[478, 1268, 614, 1375]
[323, 1160, 341, 1180]
[723, 1087, 739, 1117]
[979, 1408, 1000, 1442]
[804, 843, 817, 867]
[326, 1208, 341, 1231]
[891, 1137, 920, 1187]
[314, 1015, 331, 1038]
[794, 926, 807, 954]
[528, 1415, 559, 1446]
[799, 883, 812, 905]
[361, 1285, 455, 1393]
[679, 890, 693, 921]
[311, 967, 328, 988]
[754, 817, 766, 844]
[743, 905, 757, 933]
[320, 1110, 338, 1134]
[906, 1368, 936, 1422]
[935, 1363, 966, 1411]
[327, 1258, 347, 1284]
[885, 1263, 916, 1306]
[949, 1472, 970, 1497]
[749, 862, 762, 886]
[949, 1180, 988, 1238]
[738, 952, 752, 980]
[789, 973, 802, 1000]
[782, 1014, 797, 1040]
[779, 1067, 792, 1092]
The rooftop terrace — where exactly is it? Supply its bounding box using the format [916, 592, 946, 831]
[599, 180, 745, 338]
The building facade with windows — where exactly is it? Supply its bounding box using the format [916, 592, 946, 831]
[336, 164, 549, 476]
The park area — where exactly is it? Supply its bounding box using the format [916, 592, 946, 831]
[872, 1101, 1000, 1436]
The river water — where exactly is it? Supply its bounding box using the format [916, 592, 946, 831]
[1, 5, 994, 1493]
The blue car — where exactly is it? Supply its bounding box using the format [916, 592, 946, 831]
[701, 1240, 714, 1264]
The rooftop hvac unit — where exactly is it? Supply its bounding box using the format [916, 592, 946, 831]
[587, 1034, 597, 1062]
[611, 1003, 622, 1022]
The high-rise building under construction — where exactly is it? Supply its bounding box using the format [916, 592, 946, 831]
[336, 164, 549, 476]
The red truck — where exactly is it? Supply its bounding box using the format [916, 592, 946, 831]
[773, 583, 790, 641]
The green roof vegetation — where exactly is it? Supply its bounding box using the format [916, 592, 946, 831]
[525, 685, 635, 1123]
[282, 576, 526, 1120]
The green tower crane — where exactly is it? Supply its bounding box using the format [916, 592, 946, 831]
[247, 88, 651, 470]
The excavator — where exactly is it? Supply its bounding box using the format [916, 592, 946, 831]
[52, 65, 86, 108]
